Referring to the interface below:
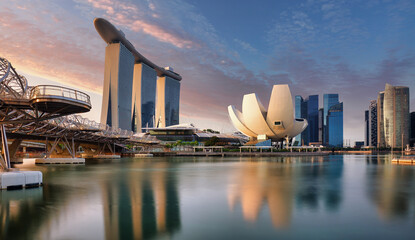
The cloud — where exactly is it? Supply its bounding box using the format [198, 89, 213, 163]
[233, 39, 258, 54]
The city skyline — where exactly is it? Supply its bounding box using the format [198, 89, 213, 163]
[0, 0, 414, 143]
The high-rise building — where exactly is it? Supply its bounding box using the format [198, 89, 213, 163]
[294, 96, 304, 145]
[156, 75, 181, 127]
[377, 84, 410, 148]
[327, 102, 343, 147]
[100, 43, 135, 131]
[411, 112, 415, 147]
[318, 108, 324, 143]
[307, 95, 319, 143]
[365, 110, 369, 146]
[323, 94, 339, 144]
[377, 92, 385, 147]
[368, 100, 377, 146]
[95, 18, 182, 132]
[132, 63, 157, 132]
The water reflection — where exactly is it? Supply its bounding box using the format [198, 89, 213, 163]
[1, 161, 181, 240]
[228, 156, 343, 228]
[101, 162, 181, 240]
[295, 156, 343, 211]
[366, 155, 415, 220]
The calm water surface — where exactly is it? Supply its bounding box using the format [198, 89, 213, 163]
[1, 154, 415, 239]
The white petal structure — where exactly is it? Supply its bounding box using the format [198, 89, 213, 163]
[228, 84, 308, 141]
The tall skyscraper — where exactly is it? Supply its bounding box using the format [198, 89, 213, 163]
[318, 108, 324, 143]
[368, 100, 377, 146]
[377, 84, 410, 148]
[307, 95, 319, 143]
[156, 74, 181, 127]
[327, 102, 343, 147]
[323, 94, 339, 145]
[294, 96, 304, 145]
[365, 110, 369, 146]
[410, 112, 415, 147]
[101, 43, 135, 130]
[377, 92, 385, 147]
[95, 18, 182, 132]
[132, 63, 157, 132]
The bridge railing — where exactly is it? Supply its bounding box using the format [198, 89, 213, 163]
[29, 85, 91, 106]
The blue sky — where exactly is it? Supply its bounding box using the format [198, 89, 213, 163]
[0, 0, 414, 143]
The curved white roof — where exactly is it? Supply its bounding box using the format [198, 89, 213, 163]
[228, 84, 308, 141]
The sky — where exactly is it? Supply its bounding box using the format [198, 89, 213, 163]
[0, 0, 414, 144]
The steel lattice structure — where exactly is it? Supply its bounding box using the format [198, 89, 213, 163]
[0, 57, 157, 169]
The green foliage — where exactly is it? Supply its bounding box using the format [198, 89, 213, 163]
[203, 129, 220, 134]
[165, 140, 199, 148]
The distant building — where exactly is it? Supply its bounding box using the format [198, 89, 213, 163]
[410, 112, 415, 147]
[323, 94, 339, 144]
[318, 108, 324, 144]
[368, 100, 377, 146]
[327, 102, 343, 147]
[294, 96, 304, 145]
[355, 141, 364, 149]
[377, 84, 410, 148]
[307, 95, 319, 143]
[377, 92, 385, 147]
[365, 110, 369, 146]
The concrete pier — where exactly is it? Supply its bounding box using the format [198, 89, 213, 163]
[35, 158, 85, 164]
[0, 171, 42, 189]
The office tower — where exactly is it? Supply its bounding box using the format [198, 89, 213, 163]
[294, 96, 304, 145]
[411, 112, 415, 147]
[380, 84, 410, 148]
[368, 100, 377, 146]
[377, 92, 385, 147]
[323, 94, 339, 145]
[365, 110, 369, 146]
[318, 108, 324, 143]
[132, 63, 157, 132]
[156, 75, 181, 128]
[101, 43, 135, 130]
[327, 102, 343, 147]
[307, 95, 319, 143]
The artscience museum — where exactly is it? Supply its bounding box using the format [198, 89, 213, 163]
[228, 84, 308, 145]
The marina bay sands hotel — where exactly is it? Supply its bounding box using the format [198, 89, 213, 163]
[94, 18, 181, 132]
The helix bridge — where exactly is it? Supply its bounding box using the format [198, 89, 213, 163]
[0, 57, 155, 171]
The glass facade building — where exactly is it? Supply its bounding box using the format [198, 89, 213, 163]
[156, 76, 181, 127]
[318, 108, 324, 143]
[411, 112, 415, 146]
[377, 92, 385, 147]
[101, 43, 135, 131]
[327, 102, 343, 147]
[323, 94, 339, 144]
[294, 96, 304, 145]
[131, 63, 157, 132]
[382, 84, 410, 148]
[307, 95, 319, 143]
[365, 110, 369, 146]
[368, 100, 377, 146]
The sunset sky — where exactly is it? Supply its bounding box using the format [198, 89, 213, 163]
[0, 0, 414, 143]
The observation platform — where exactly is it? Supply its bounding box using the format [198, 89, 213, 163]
[29, 85, 91, 114]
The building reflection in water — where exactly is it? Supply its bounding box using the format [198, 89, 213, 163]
[228, 156, 343, 228]
[295, 156, 343, 211]
[101, 161, 181, 240]
[0, 161, 181, 240]
[366, 155, 415, 220]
